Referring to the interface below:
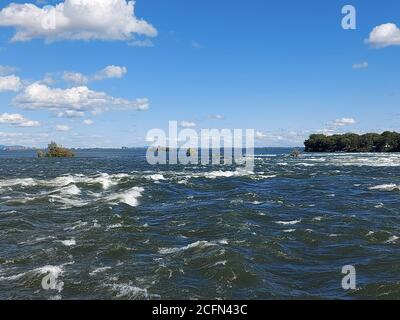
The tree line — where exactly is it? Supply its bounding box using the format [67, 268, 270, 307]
[304, 132, 400, 152]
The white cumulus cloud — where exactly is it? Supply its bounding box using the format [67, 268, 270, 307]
[332, 118, 356, 127]
[56, 124, 71, 131]
[128, 39, 154, 47]
[83, 119, 93, 125]
[0, 65, 17, 75]
[0, 113, 40, 127]
[57, 110, 85, 118]
[62, 71, 89, 85]
[366, 23, 400, 48]
[352, 62, 368, 69]
[12, 83, 149, 114]
[0, 0, 157, 42]
[62, 65, 127, 85]
[0, 75, 22, 92]
[93, 65, 127, 81]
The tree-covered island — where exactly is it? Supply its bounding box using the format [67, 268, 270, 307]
[37, 142, 75, 158]
[304, 132, 400, 152]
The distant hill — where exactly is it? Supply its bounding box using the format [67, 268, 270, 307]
[0, 145, 29, 151]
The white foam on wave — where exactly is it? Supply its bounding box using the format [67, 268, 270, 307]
[4, 196, 36, 204]
[18, 236, 56, 245]
[203, 169, 253, 179]
[58, 185, 81, 196]
[111, 283, 149, 299]
[59, 239, 76, 247]
[0, 264, 66, 293]
[159, 239, 228, 255]
[47, 173, 120, 190]
[64, 220, 88, 231]
[89, 267, 112, 276]
[296, 163, 315, 167]
[326, 154, 400, 167]
[385, 235, 399, 244]
[214, 260, 227, 266]
[106, 223, 123, 230]
[106, 187, 144, 207]
[0, 173, 130, 191]
[369, 184, 399, 192]
[275, 219, 301, 226]
[283, 229, 296, 233]
[0, 178, 37, 188]
[49, 195, 89, 208]
[146, 174, 166, 181]
[35, 265, 65, 293]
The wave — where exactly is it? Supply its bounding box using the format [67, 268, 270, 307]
[325, 154, 400, 167]
[146, 174, 166, 181]
[49, 195, 89, 208]
[0, 178, 37, 188]
[0, 173, 129, 190]
[110, 283, 149, 299]
[369, 184, 399, 192]
[106, 187, 144, 207]
[0, 264, 67, 293]
[58, 239, 76, 247]
[89, 267, 112, 276]
[203, 170, 253, 179]
[275, 219, 301, 225]
[385, 235, 399, 244]
[283, 229, 296, 233]
[159, 239, 228, 255]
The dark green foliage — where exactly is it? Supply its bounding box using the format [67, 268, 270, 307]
[304, 132, 400, 152]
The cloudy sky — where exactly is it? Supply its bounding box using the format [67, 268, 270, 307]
[0, 0, 400, 148]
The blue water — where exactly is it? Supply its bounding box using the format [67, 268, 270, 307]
[0, 148, 399, 299]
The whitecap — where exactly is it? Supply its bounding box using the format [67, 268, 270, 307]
[58, 185, 81, 196]
[385, 235, 399, 244]
[0, 178, 37, 188]
[283, 229, 296, 233]
[0, 265, 65, 293]
[106, 187, 144, 207]
[106, 223, 123, 230]
[203, 170, 243, 179]
[275, 220, 301, 226]
[49, 195, 89, 208]
[111, 283, 148, 299]
[369, 184, 399, 192]
[297, 163, 315, 167]
[89, 267, 112, 276]
[64, 220, 88, 231]
[146, 174, 165, 181]
[214, 260, 227, 266]
[59, 239, 76, 247]
[159, 239, 228, 255]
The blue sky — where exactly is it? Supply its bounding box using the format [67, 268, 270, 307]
[0, 0, 400, 147]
